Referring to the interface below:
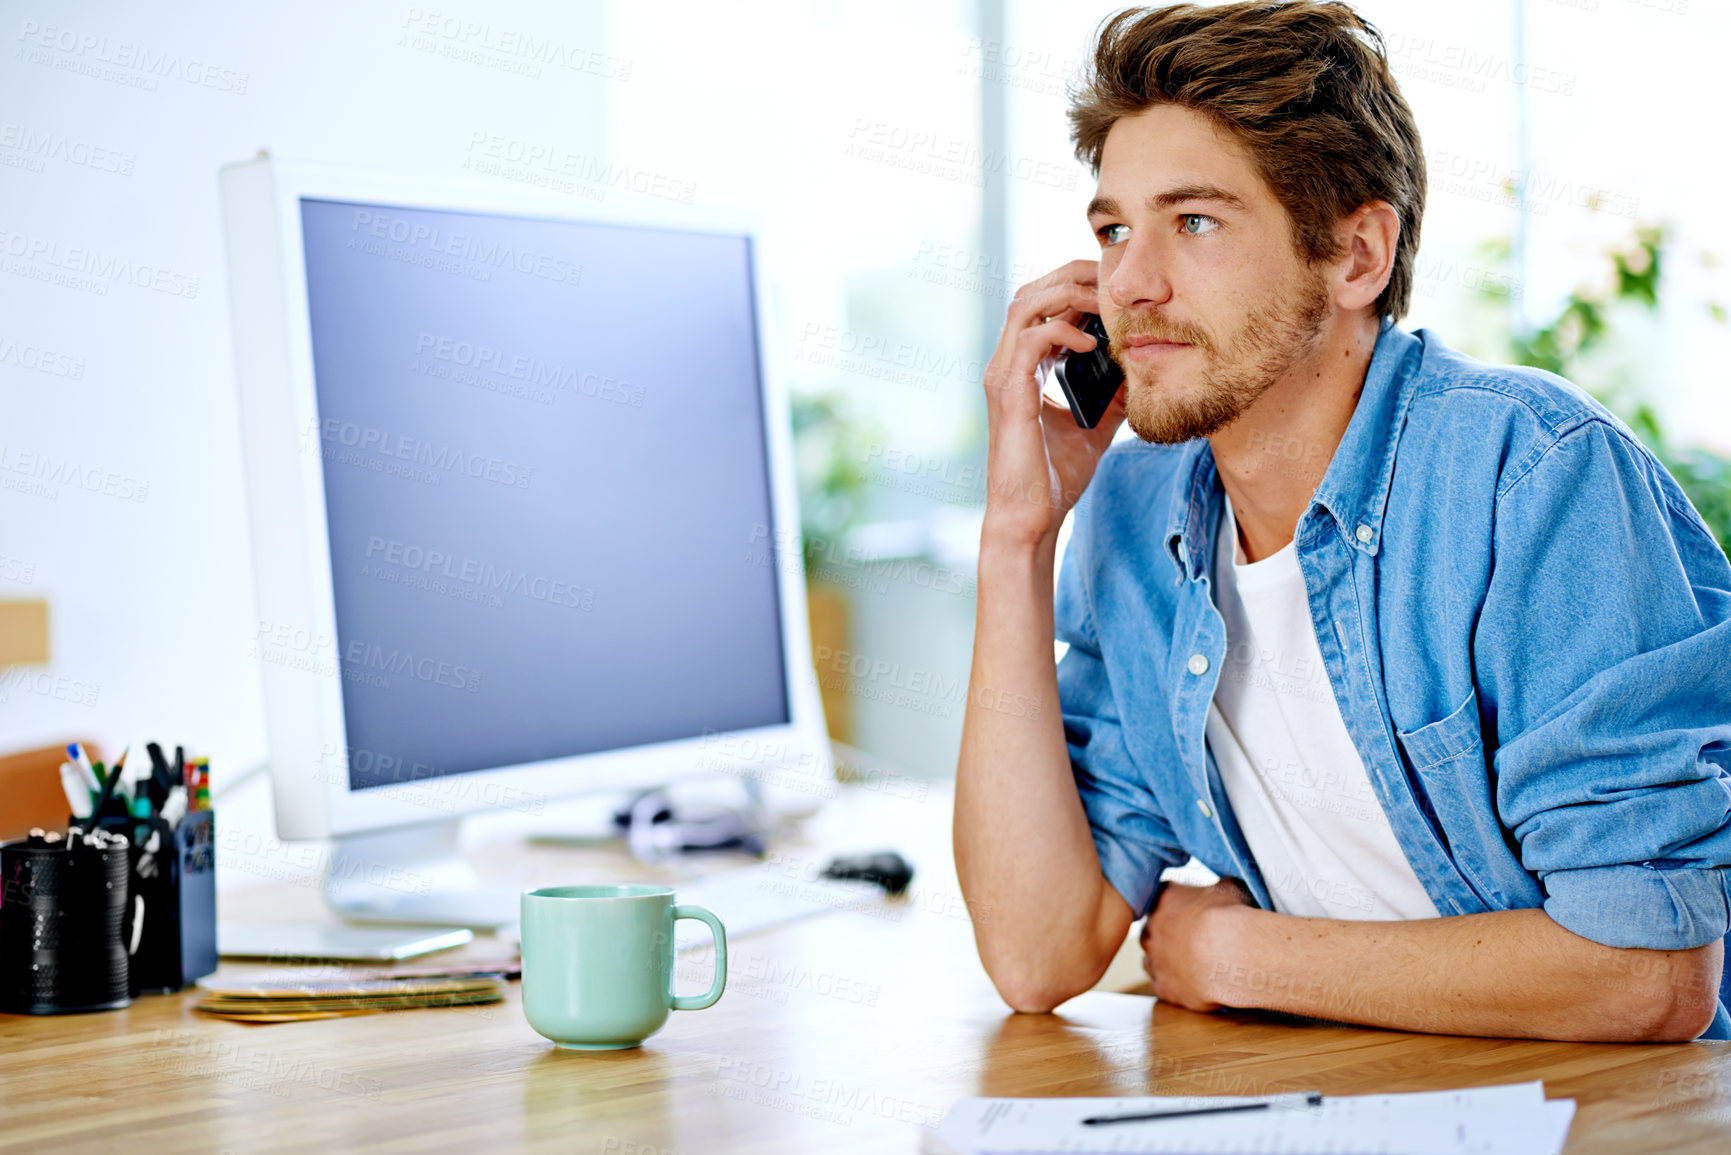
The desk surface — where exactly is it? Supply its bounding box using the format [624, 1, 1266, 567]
[3, 785, 1730, 1154]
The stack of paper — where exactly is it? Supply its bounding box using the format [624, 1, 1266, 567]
[194, 971, 507, 1022]
[927, 1081, 1574, 1154]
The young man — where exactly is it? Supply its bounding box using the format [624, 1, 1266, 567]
[955, 1, 1731, 1042]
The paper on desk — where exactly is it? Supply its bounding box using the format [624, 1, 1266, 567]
[928, 1080, 1575, 1155]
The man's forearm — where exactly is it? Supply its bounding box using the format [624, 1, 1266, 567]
[955, 535, 1129, 1010]
[1199, 905, 1724, 1041]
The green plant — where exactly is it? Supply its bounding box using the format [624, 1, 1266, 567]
[789, 390, 884, 554]
[1477, 224, 1731, 555]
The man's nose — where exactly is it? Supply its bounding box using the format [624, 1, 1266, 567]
[1106, 237, 1174, 310]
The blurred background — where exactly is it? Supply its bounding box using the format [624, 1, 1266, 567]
[2, 0, 1725, 804]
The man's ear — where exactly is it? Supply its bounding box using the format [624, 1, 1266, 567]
[1333, 201, 1400, 313]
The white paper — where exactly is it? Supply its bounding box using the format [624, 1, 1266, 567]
[932, 1081, 1576, 1155]
[1540, 1100, 1576, 1155]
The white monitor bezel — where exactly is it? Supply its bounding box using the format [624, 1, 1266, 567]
[221, 156, 827, 840]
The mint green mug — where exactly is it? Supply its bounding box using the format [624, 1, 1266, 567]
[520, 884, 726, 1050]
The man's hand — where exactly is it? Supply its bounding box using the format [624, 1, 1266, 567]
[980, 259, 1128, 552]
[1140, 879, 1256, 1013]
[1141, 892, 1723, 1041]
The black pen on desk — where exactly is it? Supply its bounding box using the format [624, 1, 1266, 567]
[112, 747, 134, 814]
[83, 748, 128, 833]
[1081, 1093, 1323, 1126]
[147, 742, 172, 810]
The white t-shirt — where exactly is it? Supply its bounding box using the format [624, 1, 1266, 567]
[1203, 496, 1439, 921]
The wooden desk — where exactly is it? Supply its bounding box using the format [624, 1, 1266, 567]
[3, 785, 1729, 1154]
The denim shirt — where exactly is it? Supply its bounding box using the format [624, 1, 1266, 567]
[1056, 320, 1731, 1040]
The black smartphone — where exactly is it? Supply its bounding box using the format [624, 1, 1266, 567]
[1053, 313, 1124, 429]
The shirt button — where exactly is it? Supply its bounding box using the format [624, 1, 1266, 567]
[1356, 524, 1373, 543]
[1187, 653, 1209, 676]
[1196, 799, 1213, 818]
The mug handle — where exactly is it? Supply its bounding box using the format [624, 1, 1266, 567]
[670, 903, 726, 1011]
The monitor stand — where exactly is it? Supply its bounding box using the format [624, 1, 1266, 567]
[322, 820, 523, 930]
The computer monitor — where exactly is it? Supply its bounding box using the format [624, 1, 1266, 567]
[219, 157, 828, 927]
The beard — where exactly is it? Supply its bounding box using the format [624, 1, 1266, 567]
[1109, 267, 1332, 445]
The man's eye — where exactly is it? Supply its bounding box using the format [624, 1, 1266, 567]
[1096, 223, 1130, 246]
[1181, 214, 1220, 236]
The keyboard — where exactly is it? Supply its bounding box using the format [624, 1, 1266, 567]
[669, 864, 884, 951]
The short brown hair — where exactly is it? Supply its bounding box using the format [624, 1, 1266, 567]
[1070, 2, 1425, 320]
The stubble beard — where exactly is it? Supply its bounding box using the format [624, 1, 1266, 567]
[1114, 269, 1333, 446]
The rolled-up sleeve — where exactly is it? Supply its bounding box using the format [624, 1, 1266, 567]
[1480, 417, 1731, 949]
[1056, 507, 1186, 919]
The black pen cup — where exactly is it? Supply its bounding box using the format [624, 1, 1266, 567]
[128, 809, 218, 993]
[0, 838, 133, 1014]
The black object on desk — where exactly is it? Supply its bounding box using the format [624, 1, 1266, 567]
[820, 850, 915, 895]
[1082, 1093, 1325, 1125]
[86, 740, 219, 994]
[127, 809, 217, 993]
[0, 832, 135, 1014]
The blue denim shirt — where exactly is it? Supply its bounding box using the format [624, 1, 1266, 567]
[1056, 320, 1731, 1039]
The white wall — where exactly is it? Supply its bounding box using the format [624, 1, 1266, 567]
[1, 1, 615, 776]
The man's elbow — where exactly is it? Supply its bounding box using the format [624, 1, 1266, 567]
[1641, 982, 1720, 1043]
[1592, 943, 1723, 1043]
[981, 944, 1111, 1013]
[1540, 983, 1714, 1043]
[990, 968, 1093, 1014]
[975, 883, 1133, 1014]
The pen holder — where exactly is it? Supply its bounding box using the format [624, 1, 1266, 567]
[128, 809, 218, 994]
[0, 837, 134, 1013]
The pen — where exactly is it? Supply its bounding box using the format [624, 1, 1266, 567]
[84, 750, 129, 833]
[147, 741, 172, 810]
[1081, 1093, 1323, 1126]
[59, 761, 93, 819]
[110, 748, 132, 808]
[68, 743, 99, 793]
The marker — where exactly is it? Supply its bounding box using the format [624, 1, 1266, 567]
[68, 744, 99, 793]
[59, 761, 93, 819]
[190, 757, 210, 810]
[1081, 1093, 1324, 1126]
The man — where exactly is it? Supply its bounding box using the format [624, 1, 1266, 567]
[954, 0, 1731, 1042]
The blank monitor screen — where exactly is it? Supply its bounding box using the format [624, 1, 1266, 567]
[297, 197, 789, 791]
